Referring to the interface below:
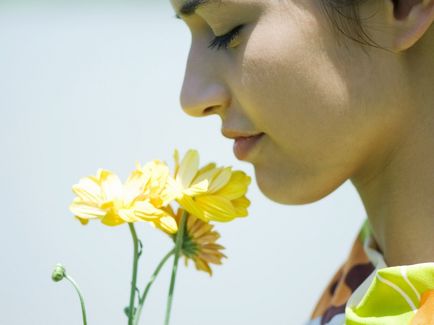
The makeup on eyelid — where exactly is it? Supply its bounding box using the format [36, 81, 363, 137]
[208, 24, 244, 50]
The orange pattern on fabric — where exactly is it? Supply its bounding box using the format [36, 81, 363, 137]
[310, 230, 378, 324]
[410, 290, 434, 325]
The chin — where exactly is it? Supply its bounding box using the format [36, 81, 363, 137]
[254, 166, 343, 205]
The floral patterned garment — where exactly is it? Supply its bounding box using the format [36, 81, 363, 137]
[306, 219, 434, 325]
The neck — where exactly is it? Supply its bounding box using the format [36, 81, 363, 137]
[351, 62, 434, 266]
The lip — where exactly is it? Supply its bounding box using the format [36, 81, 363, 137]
[221, 129, 261, 139]
[233, 133, 265, 161]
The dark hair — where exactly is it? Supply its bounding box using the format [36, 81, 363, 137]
[320, 0, 388, 51]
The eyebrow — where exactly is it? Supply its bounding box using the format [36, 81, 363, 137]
[175, 0, 214, 18]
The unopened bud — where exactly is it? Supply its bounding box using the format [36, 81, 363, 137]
[51, 263, 66, 282]
[124, 306, 136, 317]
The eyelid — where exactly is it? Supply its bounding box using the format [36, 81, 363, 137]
[208, 24, 244, 51]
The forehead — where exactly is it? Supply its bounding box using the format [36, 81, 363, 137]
[170, 0, 279, 16]
[170, 0, 225, 15]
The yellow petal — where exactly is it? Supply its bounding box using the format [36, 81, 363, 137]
[191, 163, 217, 184]
[118, 209, 141, 223]
[134, 201, 168, 221]
[101, 211, 125, 226]
[100, 200, 115, 210]
[232, 196, 250, 217]
[194, 232, 220, 243]
[177, 196, 205, 220]
[194, 258, 212, 276]
[141, 160, 175, 206]
[197, 251, 223, 264]
[191, 221, 213, 238]
[70, 199, 106, 219]
[156, 216, 178, 234]
[208, 167, 232, 193]
[163, 176, 183, 202]
[183, 179, 209, 196]
[202, 243, 225, 251]
[187, 216, 203, 235]
[157, 177, 182, 206]
[123, 170, 147, 205]
[195, 195, 237, 222]
[72, 177, 102, 203]
[75, 216, 89, 225]
[176, 150, 199, 188]
[99, 170, 123, 201]
[214, 171, 251, 200]
[173, 149, 180, 176]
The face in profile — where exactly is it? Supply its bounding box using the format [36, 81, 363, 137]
[170, 0, 418, 205]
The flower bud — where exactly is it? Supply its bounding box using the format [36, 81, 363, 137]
[124, 306, 136, 317]
[51, 263, 66, 282]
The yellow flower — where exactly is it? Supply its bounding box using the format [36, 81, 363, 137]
[135, 160, 177, 209]
[70, 161, 176, 227]
[162, 208, 226, 276]
[173, 149, 251, 222]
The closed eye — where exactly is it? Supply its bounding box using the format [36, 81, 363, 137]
[208, 25, 244, 51]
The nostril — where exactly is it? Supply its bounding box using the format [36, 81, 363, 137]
[203, 106, 217, 115]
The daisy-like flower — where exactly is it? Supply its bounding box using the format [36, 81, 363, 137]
[172, 149, 251, 223]
[70, 160, 176, 227]
[163, 208, 226, 276]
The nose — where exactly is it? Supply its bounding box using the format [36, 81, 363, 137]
[180, 47, 230, 118]
[181, 82, 230, 117]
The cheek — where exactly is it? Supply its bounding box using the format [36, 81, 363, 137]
[228, 5, 400, 204]
[232, 15, 353, 203]
[236, 10, 357, 162]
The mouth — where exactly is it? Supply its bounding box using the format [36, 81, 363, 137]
[233, 133, 265, 161]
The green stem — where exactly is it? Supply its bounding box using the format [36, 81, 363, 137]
[164, 211, 188, 325]
[128, 223, 140, 325]
[64, 274, 88, 325]
[133, 248, 176, 325]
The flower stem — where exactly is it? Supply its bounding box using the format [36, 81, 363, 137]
[164, 211, 188, 325]
[128, 223, 140, 325]
[64, 274, 88, 325]
[133, 248, 176, 325]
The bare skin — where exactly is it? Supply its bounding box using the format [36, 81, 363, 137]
[170, 0, 434, 266]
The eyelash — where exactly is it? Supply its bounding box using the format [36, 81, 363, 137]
[208, 25, 244, 51]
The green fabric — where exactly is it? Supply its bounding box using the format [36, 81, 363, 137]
[346, 263, 434, 324]
[358, 219, 372, 244]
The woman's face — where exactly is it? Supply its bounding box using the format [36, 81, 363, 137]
[171, 0, 412, 204]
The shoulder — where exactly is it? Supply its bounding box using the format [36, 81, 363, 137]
[346, 263, 434, 324]
[308, 219, 434, 325]
[346, 220, 434, 324]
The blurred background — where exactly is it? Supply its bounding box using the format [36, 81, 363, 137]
[0, 1, 366, 324]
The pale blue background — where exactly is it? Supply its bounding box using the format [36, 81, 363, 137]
[0, 2, 366, 324]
